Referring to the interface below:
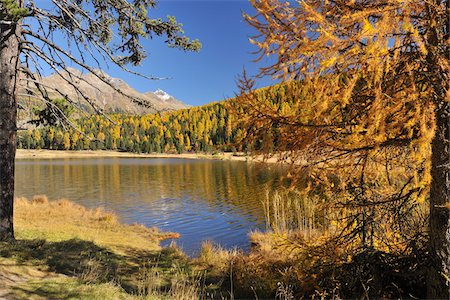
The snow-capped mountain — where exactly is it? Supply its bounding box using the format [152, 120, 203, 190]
[154, 89, 172, 101]
[19, 69, 190, 115]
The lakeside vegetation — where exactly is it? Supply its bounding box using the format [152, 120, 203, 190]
[1, 193, 428, 299]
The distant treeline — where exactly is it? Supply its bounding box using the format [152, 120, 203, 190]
[18, 101, 249, 154]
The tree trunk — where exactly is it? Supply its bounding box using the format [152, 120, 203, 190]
[428, 104, 450, 299]
[0, 21, 20, 241]
[427, 0, 450, 296]
[428, 107, 450, 298]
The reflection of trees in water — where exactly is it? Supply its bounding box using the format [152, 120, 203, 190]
[16, 159, 283, 223]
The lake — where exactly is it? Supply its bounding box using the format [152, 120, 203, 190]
[15, 157, 282, 255]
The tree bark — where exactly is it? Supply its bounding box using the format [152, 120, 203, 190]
[427, 0, 450, 297]
[0, 20, 20, 241]
[428, 106, 450, 299]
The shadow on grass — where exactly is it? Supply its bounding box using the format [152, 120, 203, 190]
[9, 281, 89, 300]
[0, 238, 190, 297]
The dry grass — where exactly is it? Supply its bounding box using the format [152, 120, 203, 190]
[14, 196, 174, 253]
[0, 196, 195, 299]
[11, 277, 133, 300]
[137, 263, 202, 300]
[197, 241, 238, 272]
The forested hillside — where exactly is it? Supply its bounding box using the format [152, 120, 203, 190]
[17, 99, 248, 154]
[17, 81, 299, 154]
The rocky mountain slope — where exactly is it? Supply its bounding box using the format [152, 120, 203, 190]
[19, 68, 189, 115]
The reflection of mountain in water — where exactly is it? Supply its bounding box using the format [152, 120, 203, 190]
[15, 158, 283, 254]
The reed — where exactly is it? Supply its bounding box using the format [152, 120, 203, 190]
[262, 190, 327, 236]
[137, 262, 203, 300]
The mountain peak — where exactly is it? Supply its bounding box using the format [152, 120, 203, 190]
[20, 68, 190, 114]
[153, 89, 172, 101]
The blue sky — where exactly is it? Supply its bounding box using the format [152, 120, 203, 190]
[126, 0, 275, 106]
[32, 0, 276, 107]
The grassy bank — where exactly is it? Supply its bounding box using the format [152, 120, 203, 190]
[0, 197, 193, 299]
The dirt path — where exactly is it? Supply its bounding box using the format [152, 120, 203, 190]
[0, 258, 64, 300]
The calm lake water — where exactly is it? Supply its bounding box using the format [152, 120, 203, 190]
[15, 157, 282, 255]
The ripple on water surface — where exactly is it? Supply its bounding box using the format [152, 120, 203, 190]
[15, 157, 282, 255]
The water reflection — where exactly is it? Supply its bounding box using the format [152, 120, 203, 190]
[15, 158, 282, 254]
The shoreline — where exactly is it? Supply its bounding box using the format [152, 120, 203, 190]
[15, 149, 280, 163]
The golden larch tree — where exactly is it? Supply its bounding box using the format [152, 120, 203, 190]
[240, 0, 449, 297]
